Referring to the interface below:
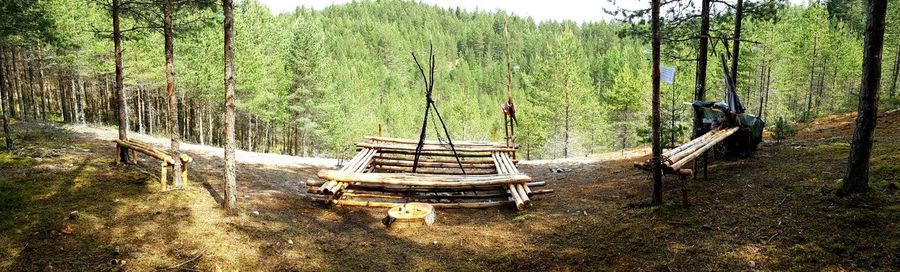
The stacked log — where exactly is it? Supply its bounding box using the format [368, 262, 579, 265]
[633, 127, 739, 175]
[307, 137, 547, 210]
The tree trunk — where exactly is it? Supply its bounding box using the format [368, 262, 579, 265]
[651, 0, 663, 205]
[815, 59, 829, 114]
[9, 50, 20, 119]
[37, 46, 48, 121]
[693, 0, 711, 139]
[223, 0, 238, 210]
[26, 52, 38, 120]
[806, 35, 818, 120]
[247, 115, 254, 152]
[77, 77, 86, 124]
[889, 44, 900, 98]
[729, 0, 744, 92]
[762, 66, 771, 119]
[841, 0, 887, 196]
[163, 0, 183, 189]
[0, 49, 13, 151]
[137, 88, 145, 133]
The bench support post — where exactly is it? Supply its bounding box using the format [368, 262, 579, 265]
[680, 174, 689, 207]
[160, 161, 168, 191]
[181, 163, 189, 187]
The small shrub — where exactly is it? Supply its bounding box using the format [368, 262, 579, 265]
[771, 117, 796, 143]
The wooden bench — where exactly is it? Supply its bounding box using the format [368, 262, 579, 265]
[114, 139, 192, 190]
[634, 127, 739, 204]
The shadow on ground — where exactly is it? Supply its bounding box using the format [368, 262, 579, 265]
[1, 113, 897, 271]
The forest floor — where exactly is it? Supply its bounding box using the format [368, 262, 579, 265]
[1, 110, 898, 271]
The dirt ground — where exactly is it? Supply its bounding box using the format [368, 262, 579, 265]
[1, 110, 898, 271]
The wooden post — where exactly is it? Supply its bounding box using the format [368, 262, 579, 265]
[181, 163, 188, 187]
[160, 161, 168, 191]
[680, 175, 689, 206]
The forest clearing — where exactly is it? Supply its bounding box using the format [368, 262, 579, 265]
[0, 109, 897, 271]
[2, 0, 900, 271]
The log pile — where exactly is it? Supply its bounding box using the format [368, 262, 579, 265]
[308, 136, 549, 210]
[634, 126, 739, 175]
[114, 139, 192, 190]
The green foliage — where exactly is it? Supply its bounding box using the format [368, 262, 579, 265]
[20, 0, 885, 158]
[771, 117, 795, 142]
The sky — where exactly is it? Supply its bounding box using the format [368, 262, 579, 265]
[258, 0, 808, 24]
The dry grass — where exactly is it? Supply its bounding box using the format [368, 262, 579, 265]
[1, 111, 898, 271]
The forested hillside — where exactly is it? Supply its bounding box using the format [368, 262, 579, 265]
[1, 0, 898, 159]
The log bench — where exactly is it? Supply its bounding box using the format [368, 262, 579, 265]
[114, 139, 192, 190]
[633, 126, 739, 204]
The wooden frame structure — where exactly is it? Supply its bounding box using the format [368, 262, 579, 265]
[114, 139, 192, 190]
[633, 126, 739, 204]
[308, 136, 548, 210]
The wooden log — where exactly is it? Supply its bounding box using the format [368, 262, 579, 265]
[516, 183, 530, 206]
[499, 153, 519, 174]
[662, 130, 717, 157]
[666, 128, 736, 164]
[116, 140, 174, 164]
[356, 141, 516, 153]
[365, 136, 510, 148]
[377, 149, 494, 157]
[311, 197, 526, 209]
[120, 140, 171, 160]
[317, 170, 530, 187]
[508, 184, 525, 210]
[670, 127, 738, 170]
[374, 154, 512, 164]
[371, 158, 497, 169]
[372, 165, 497, 175]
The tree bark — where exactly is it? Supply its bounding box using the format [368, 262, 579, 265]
[77, 77, 86, 124]
[889, 44, 899, 98]
[729, 0, 744, 92]
[842, 0, 887, 196]
[0, 49, 13, 151]
[651, 0, 663, 205]
[37, 46, 48, 121]
[163, 0, 183, 189]
[762, 66, 771, 119]
[693, 0, 711, 139]
[223, 0, 237, 210]
[806, 35, 818, 120]
[26, 52, 38, 120]
[9, 50, 20, 119]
